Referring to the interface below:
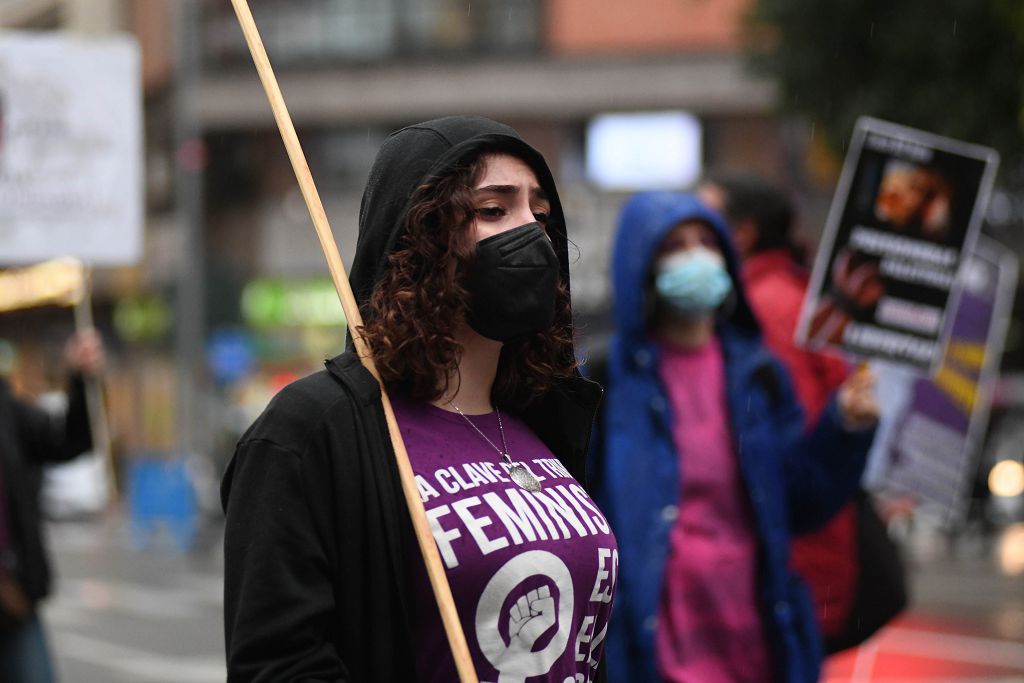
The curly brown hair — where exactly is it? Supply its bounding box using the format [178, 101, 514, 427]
[357, 152, 577, 409]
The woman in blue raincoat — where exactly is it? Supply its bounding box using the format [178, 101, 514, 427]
[592, 192, 878, 683]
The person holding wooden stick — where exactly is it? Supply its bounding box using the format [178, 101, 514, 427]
[221, 116, 615, 683]
[0, 328, 104, 683]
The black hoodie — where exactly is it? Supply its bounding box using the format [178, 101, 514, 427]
[221, 117, 602, 682]
[0, 376, 91, 606]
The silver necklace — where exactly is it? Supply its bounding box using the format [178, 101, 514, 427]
[451, 405, 542, 492]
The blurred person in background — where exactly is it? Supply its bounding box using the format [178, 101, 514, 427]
[0, 329, 105, 683]
[591, 192, 878, 683]
[221, 117, 614, 682]
[699, 174, 908, 654]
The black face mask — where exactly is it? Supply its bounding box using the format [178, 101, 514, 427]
[466, 222, 560, 342]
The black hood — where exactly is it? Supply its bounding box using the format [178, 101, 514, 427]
[349, 116, 571, 313]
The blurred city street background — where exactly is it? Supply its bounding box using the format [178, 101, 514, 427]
[40, 515, 1024, 682]
[1, 0, 1023, 681]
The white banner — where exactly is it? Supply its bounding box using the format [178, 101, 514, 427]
[0, 31, 142, 265]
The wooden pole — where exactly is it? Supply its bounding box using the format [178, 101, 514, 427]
[71, 268, 118, 504]
[227, 2, 478, 680]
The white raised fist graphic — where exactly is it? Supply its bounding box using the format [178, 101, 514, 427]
[508, 586, 556, 648]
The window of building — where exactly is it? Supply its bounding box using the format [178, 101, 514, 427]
[201, 0, 539, 67]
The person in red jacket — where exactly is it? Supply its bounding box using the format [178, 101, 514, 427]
[698, 174, 861, 643]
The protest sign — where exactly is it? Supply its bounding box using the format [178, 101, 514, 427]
[796, 117, 999, 369]
[0, 31, 142, 265]
[863, 237, 1018, 524]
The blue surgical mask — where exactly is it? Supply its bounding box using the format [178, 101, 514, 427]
[654, 247, 733, 315]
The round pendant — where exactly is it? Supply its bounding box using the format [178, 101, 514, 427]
[509, 463, 542, 492]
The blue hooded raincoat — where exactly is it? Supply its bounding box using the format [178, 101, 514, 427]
[592, 192, 875, 683]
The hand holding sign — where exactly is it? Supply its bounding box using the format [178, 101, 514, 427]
[63, 328, 105, 378]
[838, 364, 879, 431]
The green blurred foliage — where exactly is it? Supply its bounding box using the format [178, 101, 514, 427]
[747, 0, 1024, 178]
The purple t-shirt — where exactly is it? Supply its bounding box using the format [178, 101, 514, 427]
[392, 395, 617, 683]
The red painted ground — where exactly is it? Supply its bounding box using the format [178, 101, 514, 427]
[823, 613, 1024, 682]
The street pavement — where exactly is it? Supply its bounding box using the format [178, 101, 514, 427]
[42, 515, 225, 683]
[39, 515, 1024, 683]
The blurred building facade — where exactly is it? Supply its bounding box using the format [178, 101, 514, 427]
[194, 0, 799, 318]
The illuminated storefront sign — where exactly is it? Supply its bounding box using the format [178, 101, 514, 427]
[241, 278, 346, 328]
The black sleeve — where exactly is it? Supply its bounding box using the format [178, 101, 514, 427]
[222, 438, 349, 683]
[16, 375, 92, 465]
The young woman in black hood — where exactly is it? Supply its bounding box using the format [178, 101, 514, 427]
[221, 117, 615, 683]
